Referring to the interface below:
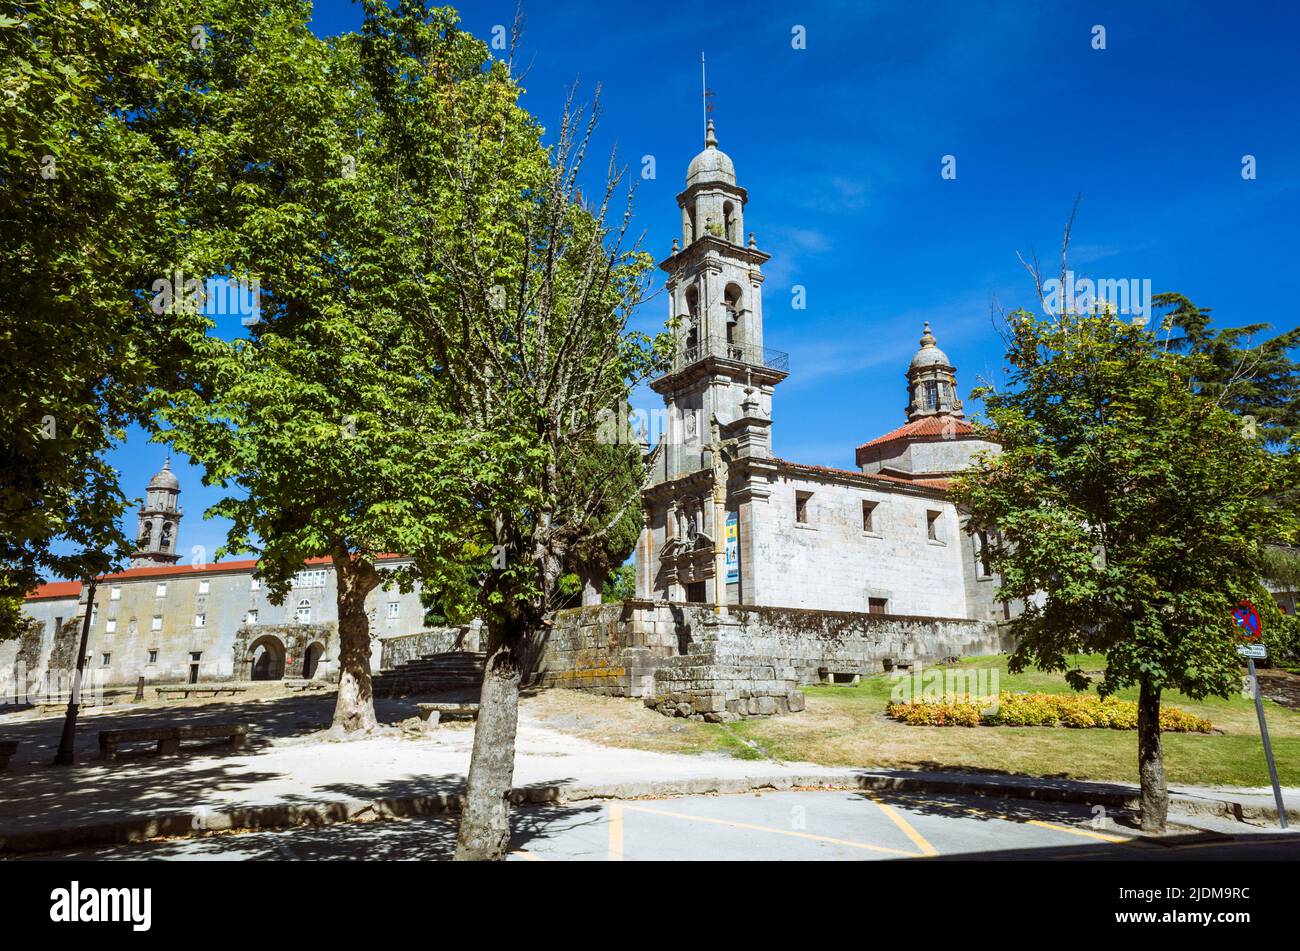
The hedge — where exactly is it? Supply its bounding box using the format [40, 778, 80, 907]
[885, 692, 1212, 732]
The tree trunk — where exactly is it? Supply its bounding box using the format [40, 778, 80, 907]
[454, 625, 524, 861]
[1137, 677, 1167, 833]
[331, 555, 380, 734]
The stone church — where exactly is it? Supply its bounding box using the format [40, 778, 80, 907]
[10, 123, 1016, 710]
[636, 120, 1005, 624]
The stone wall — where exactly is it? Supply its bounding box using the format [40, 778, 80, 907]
[528, 600, 1007, 717]
[721, 606, 1008, 685]
[378, 626, 469, 669]
[377, 599, 1007, 719]
[532, 601, 685, 698]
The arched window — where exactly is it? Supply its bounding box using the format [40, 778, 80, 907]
[723, 201, 736, 242]
[296, 599, 311, 625]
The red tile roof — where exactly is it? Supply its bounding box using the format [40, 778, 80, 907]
[24, 554, 410, 601]
[856, 414, 977, 451]
[26, 580, 84, 601]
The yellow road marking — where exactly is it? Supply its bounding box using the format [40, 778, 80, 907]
[869, 798, 939, 856]
[608, 803, 624, 861]
[619, 802, 919, 857]
[1027, 820, 1133, 844]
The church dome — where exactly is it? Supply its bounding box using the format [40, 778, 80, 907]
[147, 457, 180, 491]
[909, 322, 952, 370]
[686, 120, 736, 187]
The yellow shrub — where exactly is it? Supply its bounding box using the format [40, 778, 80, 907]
[886, 692, 1211, 733]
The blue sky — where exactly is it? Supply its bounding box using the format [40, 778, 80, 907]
[99, 0, 1300, 575]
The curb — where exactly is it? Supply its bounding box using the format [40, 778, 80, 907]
[1, 770, 1292, 854]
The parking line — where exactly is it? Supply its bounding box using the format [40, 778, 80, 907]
[869, 798, 939, 856]
[1026, 820, 1133, 844]
[619, 802, 918, 857]
[608, 803, 624, 861]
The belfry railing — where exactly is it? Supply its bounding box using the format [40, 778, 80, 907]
[673, 334, 789, 374]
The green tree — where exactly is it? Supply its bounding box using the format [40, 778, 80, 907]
[354, 0, 669, 858]
[1154, 292, 1300, 445]
[0, 1, 205, 597]
[954, 310, 1298, 831]
[157, 0, 471, 733]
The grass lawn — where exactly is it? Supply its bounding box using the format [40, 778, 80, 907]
[530, 654, 1300, 788]
[723, 654, 1300, 788]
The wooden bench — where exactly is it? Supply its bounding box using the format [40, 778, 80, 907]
[99, 724, 248, 762]
[416, 702, 480, 726]
[0, 741, 16, 770]
[155, 685, 247, 700]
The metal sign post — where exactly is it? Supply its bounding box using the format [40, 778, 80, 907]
[1234, 600, 1288, 829]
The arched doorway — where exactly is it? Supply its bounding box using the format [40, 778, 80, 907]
[248, 634, 286, 681]
[301, 641, 325, 679]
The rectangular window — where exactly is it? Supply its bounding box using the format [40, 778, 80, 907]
[194, 613, 205, 628]
[190, 652, 202, 663]
[100, 653, 111, 667]
[861, 500, 878, 533]
[245, 609, 258, 625]
[927, 510, 941, 541]
[147, 649, 158, 664]
[977, 530, 993, 578]
[868, 597, 888, 615]
[105, 619, 116, 634]
[795, 491, 812, 524]
[686, 581, 707, 604]
[198, 580, 210, 595]
[250, 577, 261, 591]
[155, 582, 167, 597]
[110, 586, 121, 601]
[151, 615, 162, 631]
[387, 601, 400, 619]
[293, 569, 326, 588]
[925, 380, 939, 408]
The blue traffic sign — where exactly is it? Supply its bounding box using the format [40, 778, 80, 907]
[1233, 600, 1261, 640]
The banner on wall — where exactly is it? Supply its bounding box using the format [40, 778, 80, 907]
[724, 511, 739, 583]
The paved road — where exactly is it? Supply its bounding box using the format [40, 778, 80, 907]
[14, 789, 1299, 861]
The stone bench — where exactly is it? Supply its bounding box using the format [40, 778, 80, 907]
[99, 724, 248, 762]
[283, 680, 328, 692]
[155, 685, 247, 700]
[38, 696, 118, 713]
[0, 740, 16, 770]
[415, 702, 480, 726]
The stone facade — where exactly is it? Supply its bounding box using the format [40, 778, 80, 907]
[12, 464, 433, 690]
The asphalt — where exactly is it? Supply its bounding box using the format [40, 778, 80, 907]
[13, 789, 1299, 861]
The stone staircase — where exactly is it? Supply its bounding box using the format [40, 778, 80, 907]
[373, 651, 485, 698]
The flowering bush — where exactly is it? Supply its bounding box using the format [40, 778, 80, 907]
[886, 692, 1211, 733]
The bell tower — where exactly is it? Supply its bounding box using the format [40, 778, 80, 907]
[131, 457, 183, 568]
[650, 119, 788, 481]
[906, 322, 964, 420]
